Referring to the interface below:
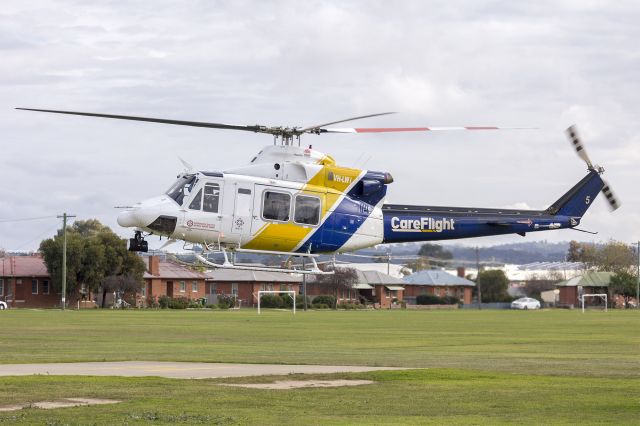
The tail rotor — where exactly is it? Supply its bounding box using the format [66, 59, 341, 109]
[565, 125, 621, 211]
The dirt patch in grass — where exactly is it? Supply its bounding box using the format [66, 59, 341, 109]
[0, 398, 120, 412]
[220, 379, 374, 389]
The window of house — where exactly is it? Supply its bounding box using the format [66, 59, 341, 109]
[294, 195, 321, 225]
[0, 279, 4, 296]
[42, 280, 50, 295]
[420, 287, 427, 295]
[140, 285, 147, 297]
[385, 287, 391, 298]
[188, 188, 203, 210]
[232, 283, 238, 296]
[280, 284, 286, 291]
[209, 283, 216, 294]
[203, 183, 221, 213]
[180, 281, 186, 292]
[31, 279, 38, 295]
[262, 191, 291, 222]
[192, 281, 198, 292]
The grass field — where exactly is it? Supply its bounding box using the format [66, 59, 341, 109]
[0, 309, 639, 424]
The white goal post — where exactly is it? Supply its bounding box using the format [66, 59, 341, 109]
[255, 290, 296, 315]
[580, 293, 608, 313]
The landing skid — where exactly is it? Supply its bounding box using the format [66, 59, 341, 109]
[194, 247, 334, 275]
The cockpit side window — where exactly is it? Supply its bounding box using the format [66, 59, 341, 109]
[166, 175, 197, 205]
[294, 195, 321, 225]
[188, 188, 203, 210]
[203, 183, 220, 213]
[262, 191, 291, 222]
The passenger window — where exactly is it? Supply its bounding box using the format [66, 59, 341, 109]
[188, 188, 202, 210]
[203, 183, 220, 213]
[262, 191, 291, 221]
[294, 195, 320, 225]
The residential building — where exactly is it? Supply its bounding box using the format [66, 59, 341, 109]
[403, 269, 475, 304]
[139, 256, 208, 306]
[0, 255, 90, 308]
[205, 269, 302, 306]
[555, 271, 614, 307]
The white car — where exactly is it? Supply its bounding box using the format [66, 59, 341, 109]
[0, 301, 7, 310]
[511, 297, 541, 310]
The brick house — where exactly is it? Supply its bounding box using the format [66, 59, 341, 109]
[402, 269, 475, 304]
[0, 255, 92, 308]
[555, 271, 614, 307]
[205, 269, 302, 307]
[305, 269, 405, 308]
[139, 256, 208, 306]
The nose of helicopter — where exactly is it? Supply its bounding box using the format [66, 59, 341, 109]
[117, 209, 140, 228]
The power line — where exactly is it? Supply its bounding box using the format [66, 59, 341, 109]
[0, 215, 57, 224]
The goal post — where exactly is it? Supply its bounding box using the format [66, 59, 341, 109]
[581, 293, 608, 313]
[256, 290, 296, 315]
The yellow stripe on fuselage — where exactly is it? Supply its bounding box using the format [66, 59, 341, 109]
[241, 165, 362, 252]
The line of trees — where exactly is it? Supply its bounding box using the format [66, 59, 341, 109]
[39, 219, 145, 307]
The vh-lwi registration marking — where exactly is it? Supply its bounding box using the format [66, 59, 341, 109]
[390, 217, 455, 232]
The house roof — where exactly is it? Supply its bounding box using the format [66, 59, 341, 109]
[0, 256, 49, 277]
[403, 270, 476, 287]
[358, 270, 405, 286]
[143, 258, 208, 280]
[555, 271, 614, 287]
[205, 269, 303, 283]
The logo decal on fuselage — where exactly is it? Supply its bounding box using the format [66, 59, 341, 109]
[390, 217, 455, 233]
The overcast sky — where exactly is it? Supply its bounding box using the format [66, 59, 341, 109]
[1, 0, 638, 252]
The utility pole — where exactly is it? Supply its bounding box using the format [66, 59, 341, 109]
[476, 246, 482, 310]
[57, 213, 75, 311]
[387, 252, 391, 276]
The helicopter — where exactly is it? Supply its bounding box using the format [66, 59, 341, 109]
[17, 108, 620, 274]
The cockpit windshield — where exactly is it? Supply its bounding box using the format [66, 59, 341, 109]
[166, 174, 197, 205]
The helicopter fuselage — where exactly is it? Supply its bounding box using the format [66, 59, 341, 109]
[117, 144, 604, 255]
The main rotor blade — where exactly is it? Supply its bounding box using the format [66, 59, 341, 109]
[300, 112, 396, 132]
[16, 108, 264, 133]
[320, 126, 535, 133]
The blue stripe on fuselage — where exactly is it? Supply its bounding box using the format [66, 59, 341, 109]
[296, 178, 387, 253]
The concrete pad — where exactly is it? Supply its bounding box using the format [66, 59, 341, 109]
[0, 361, 404, 379]
[221, 379, 375, 389]
[0, 398, 120, 412]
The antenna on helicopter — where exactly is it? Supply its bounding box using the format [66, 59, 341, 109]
[566, 125, 620, 211]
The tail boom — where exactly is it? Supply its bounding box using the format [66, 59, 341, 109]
[382, 171, 604, 243]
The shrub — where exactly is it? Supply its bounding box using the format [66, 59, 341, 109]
[416, 294, 444, 305]
[168, 297, 189, 309]
[158, 295, 170, 309]
[294, 295, 311, 309]
[312, 295, 336, 308]
[312, 303, 329, 309]
[442, 295, 460, 305]
[217, 294, 235, 309]
[260, 294, 284, 308]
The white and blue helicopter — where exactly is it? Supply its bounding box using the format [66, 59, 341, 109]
[17, 108, 619, 274]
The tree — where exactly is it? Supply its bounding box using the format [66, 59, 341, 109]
[566, 240, 598, 267]
[39, 220, 145, 306]
[477, 269, 511, 303]
[314, 267, 359, 308]
[418, 244, 453, 266]
[597, 240, 635, 273]
[609, 271, 637, 308]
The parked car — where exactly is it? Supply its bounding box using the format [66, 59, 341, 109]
[0, 300, 7, 310]
[511, 297, 541, 310]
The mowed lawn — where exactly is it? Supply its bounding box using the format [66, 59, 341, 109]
[0, 309, 639, 424]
